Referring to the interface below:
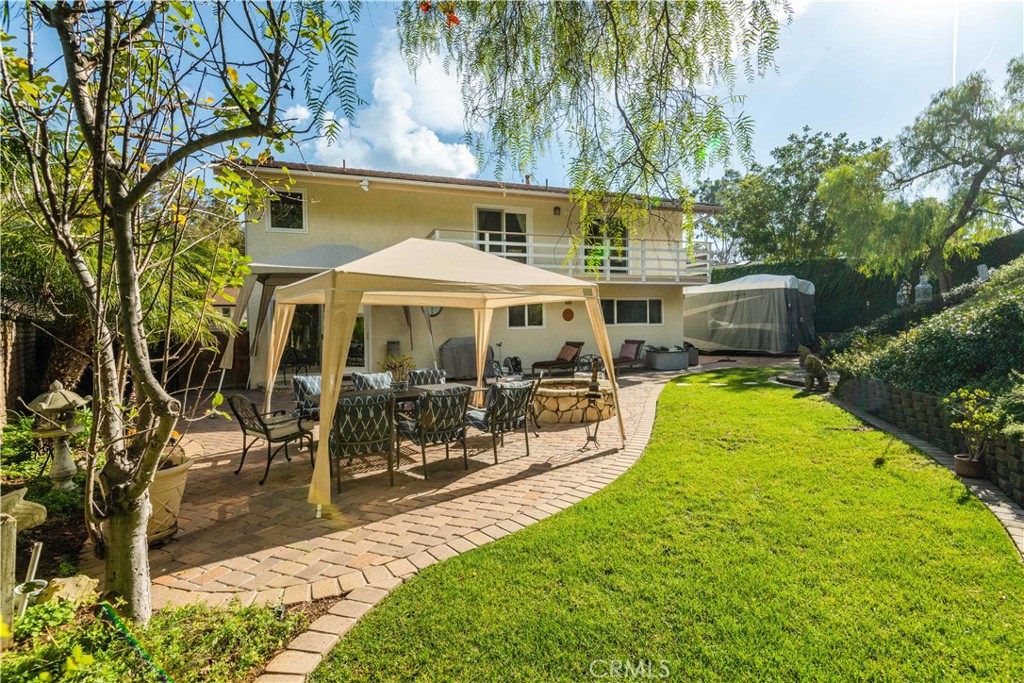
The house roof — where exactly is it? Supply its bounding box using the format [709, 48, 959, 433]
[239, 160, 722, 214]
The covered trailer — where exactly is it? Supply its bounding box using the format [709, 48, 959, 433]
[682, 274, 815, 354]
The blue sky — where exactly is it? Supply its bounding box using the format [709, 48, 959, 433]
[282, 0, 1024, 186]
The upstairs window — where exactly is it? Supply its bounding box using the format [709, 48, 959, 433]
[584, 220, 629, 275]
[477, 208, 528, 263]
[269, 191, 305, 231]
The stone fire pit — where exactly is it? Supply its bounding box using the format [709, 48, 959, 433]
[533, 378, 616, 425]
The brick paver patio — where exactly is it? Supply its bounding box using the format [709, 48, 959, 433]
[79, 356, 785, 611]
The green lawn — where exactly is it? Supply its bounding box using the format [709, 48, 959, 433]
[311, 367, 1024, 682]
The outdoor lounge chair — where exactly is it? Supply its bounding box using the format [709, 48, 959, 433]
[291, 374, 322, 419]
[397, 385, 471, 479]
[612, 339, 646, 372]
[531, 341, 584, 376]
[329, 392, 397, 489]
[465, 380, 535, 463]
[227, 395, 314, 485]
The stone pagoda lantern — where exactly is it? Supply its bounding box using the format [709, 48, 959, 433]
[27, 381, 91, 490]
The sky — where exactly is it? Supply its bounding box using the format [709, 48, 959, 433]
[280, 0, 1024, 186]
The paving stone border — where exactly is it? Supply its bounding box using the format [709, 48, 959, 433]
[831, 396, 1024, 560]
[252, 372, 669, 682]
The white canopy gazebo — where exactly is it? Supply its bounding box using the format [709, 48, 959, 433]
[264, 238, 625, 508]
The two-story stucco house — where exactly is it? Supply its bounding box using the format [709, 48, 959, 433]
[234, 161, 716, 388]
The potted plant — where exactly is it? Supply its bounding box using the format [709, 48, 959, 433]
[943, 388, 1002, 479]
[380, 353, 416, 390]
[147, 432, 196, 544]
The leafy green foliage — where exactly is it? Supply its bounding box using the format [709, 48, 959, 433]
[822, 277, 985, 356]
[1, 412, 42, 478]
[312, 368, 1024, 682]
[943, 388, 1004, 460]
[830, 256, 1024, 399]
[12, 600, 78, 643]
[2, 600, 307, 683]
[706, 128, 880, 262]
[995, 372, 1024, 439]
[24, 475, 86, 519]
[821, 56, 1024, 290]
[398, 1, 786, 237]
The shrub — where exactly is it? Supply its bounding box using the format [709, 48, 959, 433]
[994, 371, 1024, 439]
[830, 256, 1024, 398]
[1, 599, 307, 683]
[943, 388, 1003, 460]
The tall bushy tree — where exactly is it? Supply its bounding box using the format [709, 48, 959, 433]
[714, 127, 879, 262]
[821, 57, 1024, 292]
[1, 0, 359, 623]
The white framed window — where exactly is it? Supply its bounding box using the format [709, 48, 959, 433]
[475, 205, 531, 263]
[508, 303, 544, 328]
[267, 190, 307, 232]
[584, 221, 629, 274]
[601, 298, 663, 325]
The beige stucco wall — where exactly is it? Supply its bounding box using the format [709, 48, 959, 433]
[246, 171, 692, 386]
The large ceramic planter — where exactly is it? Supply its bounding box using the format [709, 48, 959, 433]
[953, 454, 985, 479]
[147, 450, 195, 544]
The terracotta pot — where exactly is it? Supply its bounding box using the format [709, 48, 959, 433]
[953, 454, 985, 479]
[147, 451, 195, 544]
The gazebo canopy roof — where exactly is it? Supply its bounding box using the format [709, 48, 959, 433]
[273, 238, 600, 309]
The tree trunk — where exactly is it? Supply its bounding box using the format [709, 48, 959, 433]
[102, 488, 152, 624]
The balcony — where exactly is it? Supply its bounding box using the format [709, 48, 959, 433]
[428, 229, 711, 284]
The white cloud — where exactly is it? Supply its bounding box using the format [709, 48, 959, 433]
[309, 29, 477, 177]
[284, 104, 311, 124]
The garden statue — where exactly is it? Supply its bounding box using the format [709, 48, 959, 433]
[26, 381, 91, 490]
[798, 346, 830, 392]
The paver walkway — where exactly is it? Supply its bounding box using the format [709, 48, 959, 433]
[80, 356, 786, 611]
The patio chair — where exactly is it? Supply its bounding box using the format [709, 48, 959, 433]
[408, 368, 446, 386]
[329, 392, 397, 489]
[465, 380, 535, 463]
[352, 371, 392, 391]
[530, 341, 584, 376]
[227, 395, 314, 485]
[397, 385, 471, 479]
[291, 374, 322, 419]
[612, 339, 646, 372]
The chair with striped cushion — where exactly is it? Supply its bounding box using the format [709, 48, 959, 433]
[465, 380, 535, 463]
[352, 371, 392, 391]
[397, 385, 471, 479]
[329, 392, 396, 489]
[291, 374, 322, 419]
[408, 368, 446, 386]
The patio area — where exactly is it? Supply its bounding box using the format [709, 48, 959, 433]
[80, 356, 788, 610]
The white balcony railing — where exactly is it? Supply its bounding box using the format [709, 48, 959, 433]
[428, 229, 712, 283]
